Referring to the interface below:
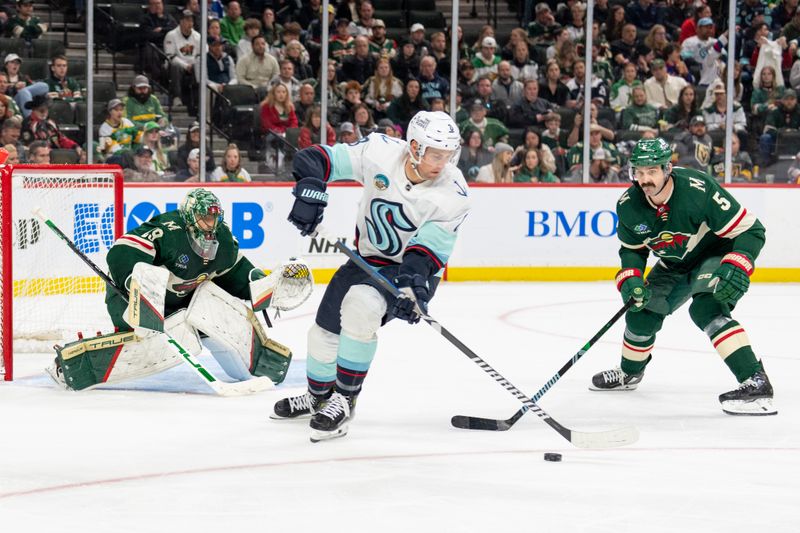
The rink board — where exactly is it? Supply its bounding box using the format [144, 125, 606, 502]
[123, 183, 800, 282]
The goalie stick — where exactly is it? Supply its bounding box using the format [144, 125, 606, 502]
[313, 228, 639, 449]
[451, 299, 634, 431]
[34, 208, 273, 397]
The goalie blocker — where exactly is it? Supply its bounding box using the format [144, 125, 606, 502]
[53, 263, 302, 391]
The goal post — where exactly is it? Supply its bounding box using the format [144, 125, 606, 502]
[0, 164, 123, 381]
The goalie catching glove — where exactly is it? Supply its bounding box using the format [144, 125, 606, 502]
[710, 252, 753, 306]
[391, 273, 431, 324]
[615, 268, 650, 311]
[288, 177, 328, 236]
[249, 259, 314, 313]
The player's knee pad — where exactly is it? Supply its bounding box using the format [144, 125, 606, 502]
[625, 309, 665, 338]
[688, 293, 730, 331]
[308, 323, 340, 364]
[340, 284, 386, 341]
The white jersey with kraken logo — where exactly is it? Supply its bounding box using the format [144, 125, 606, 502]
[319, 133, 470, 273]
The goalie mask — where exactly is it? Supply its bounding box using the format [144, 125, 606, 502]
[180, 188, 224, 261]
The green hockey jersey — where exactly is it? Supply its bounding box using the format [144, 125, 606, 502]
[106, 210, 257, 314]
[616, 167, 766, 274]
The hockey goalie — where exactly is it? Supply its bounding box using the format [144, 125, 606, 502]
[46, 188, 313, 393]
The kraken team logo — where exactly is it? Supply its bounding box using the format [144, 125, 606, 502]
[365, 199, 417, 256]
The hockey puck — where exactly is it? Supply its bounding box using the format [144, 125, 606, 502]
[543, 453, 562, 462]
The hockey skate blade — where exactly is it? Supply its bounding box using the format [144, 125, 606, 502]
[309, 424, 349, 443]
[569, 425, 639, 449]
[587, 384, 639, 392]
[721, 398, 777, 416]
[269, 412, 312, 420]
[213, 376, 274, 397]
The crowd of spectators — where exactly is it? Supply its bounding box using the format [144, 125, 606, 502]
[4, 0, 800, 183]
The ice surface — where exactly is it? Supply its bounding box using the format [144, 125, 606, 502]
[1, 282, 797, 533]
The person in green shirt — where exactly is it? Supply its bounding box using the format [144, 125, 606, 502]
[458, 98, 508, 148]
[566, 124, 622, 181]
[621, 85, 660, 133]
[610, 62, 642, 112]
[7, 0, 47, 41]
[513, 148, 559, 183]
[590, 137, 776, 416]
[219, 0, 245, 46]
[123, 75, 167, 130]
[45, 55, 83, 102]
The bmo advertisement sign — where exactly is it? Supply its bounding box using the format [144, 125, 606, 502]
[124, 183, 799, 279]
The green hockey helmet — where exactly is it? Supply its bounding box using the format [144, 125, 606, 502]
[629, 138, 672, 167]
[628, 137, 673, 182]
[180, 188, 224, 260]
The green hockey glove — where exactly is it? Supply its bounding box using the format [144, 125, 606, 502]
[711, 253, 753, 306]
[616, 268, 650, 312]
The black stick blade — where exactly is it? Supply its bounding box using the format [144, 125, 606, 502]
[451, 415, 511, 431]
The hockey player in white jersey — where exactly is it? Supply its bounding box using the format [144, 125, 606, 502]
[272, 110, 471, 442]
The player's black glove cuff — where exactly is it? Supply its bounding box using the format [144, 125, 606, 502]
[391, 273, 430, 324]
[288, 177, 328, 236]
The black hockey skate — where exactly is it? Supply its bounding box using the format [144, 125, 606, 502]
[271, 391, 329, 420]
[719, 366, 777, 416]
[309, 392, 357, 443]
[589, 366, 644, 391]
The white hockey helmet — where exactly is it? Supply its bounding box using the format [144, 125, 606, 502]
[406, 110, 462, 166]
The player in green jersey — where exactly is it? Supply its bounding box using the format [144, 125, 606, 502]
[47, 189, 311, 392]
[590, 138, 776, 416]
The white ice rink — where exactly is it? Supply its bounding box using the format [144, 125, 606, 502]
[1, 282, 797, 533]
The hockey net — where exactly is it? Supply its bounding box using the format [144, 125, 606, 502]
[0, 165, 123, 381]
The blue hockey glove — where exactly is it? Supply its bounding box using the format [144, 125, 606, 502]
[288, 177, 328, 236]
[391, 274, 431, 324]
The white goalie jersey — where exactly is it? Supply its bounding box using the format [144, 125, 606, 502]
[317, 133, 470, 273]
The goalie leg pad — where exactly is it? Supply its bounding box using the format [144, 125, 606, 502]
[56, 311, 202, 390]
[55, 316, 198, 391]
[127, 263, 170, 334]
[186, 282, 292, 384]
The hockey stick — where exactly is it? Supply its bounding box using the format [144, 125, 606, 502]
[451, 299, 634, 431]
[34, 208, 273, 397]
[313, 228, 638, 449]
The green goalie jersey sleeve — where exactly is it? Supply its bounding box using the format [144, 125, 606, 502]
[106, 210, 257, 313]
[615, 167, 765, 274]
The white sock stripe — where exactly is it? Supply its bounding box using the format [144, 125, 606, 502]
[622, 341, 653, 361]
[712, 327, 750, 359]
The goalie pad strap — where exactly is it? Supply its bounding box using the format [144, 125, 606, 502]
[615, 268, 642, 291]
[721, 253, 754, 276]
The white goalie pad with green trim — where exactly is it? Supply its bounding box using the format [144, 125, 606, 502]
[127, 263, 170, 334]
[187, 282, 292, 384]
[54, 310, 203, 391]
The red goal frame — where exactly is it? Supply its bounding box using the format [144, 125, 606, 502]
[0, 164, 124, 381]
